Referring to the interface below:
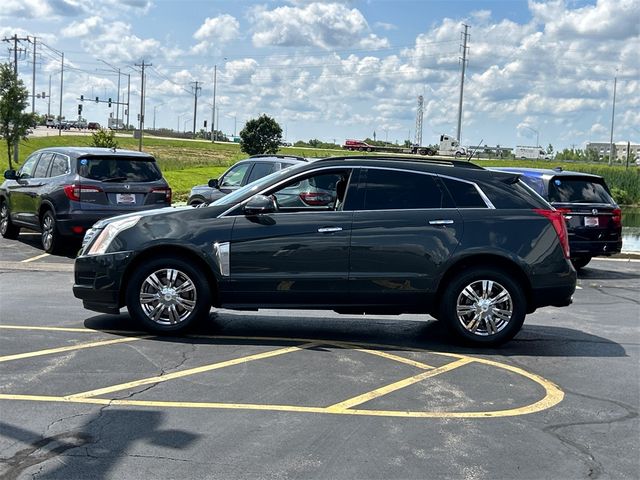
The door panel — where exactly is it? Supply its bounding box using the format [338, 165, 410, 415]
[348, 209, 462, 307]
[225, 211, 353, 306]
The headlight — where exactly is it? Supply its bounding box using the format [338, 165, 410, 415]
[86, 215, 141, 255]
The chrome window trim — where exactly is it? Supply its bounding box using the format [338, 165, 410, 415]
[217, 164, 496, 217]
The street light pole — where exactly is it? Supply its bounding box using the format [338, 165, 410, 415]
[608, 75, 617, 166]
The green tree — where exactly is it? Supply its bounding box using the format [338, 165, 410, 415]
[239, 114, 282, 155]
[91, 128, 119, 148]
[0, 63, 36, 170]
[546, 143, 554, 155]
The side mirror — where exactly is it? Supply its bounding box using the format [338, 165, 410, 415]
[208, 178, 219, 189]
[243, 194, 276, 215]
[3, 169, 17, 180]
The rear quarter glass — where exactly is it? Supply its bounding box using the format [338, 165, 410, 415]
[479, 179, 550, 209]
[77, 157, 162, 182]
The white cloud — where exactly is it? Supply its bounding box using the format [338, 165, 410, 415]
[250, 3, 388, 50]
[193, 15, 240, 42]
[61, 16, 101, 38]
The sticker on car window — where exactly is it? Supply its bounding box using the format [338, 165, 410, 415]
[554, 179, 561, 185]
[80, 159, 88, 165]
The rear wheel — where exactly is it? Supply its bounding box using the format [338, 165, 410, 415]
[41, 210, 62, 254]
[125, 256, 211, 333]
[440, 268, 526, 346]
[0, 201, 20, 239]
[571, 257, 591, 270]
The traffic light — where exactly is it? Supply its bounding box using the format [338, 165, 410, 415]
[95, 97, 99, 103]
[204, 120, 207, 128]
[78, 104, 83, 115]
[80, 95, 84, 101]
[108, 98, 112, 107]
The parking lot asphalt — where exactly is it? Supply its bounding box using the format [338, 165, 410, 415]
[0, 234, 638, 479]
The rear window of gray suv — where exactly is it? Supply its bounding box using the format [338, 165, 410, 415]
[78, 157, 163, 182]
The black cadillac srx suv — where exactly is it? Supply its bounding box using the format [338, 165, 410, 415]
[73, 156, 576, 346]
[0, 147, 171, 254]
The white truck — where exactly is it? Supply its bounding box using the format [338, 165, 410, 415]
[438, 134, 466, 157]
[515, 146, 548, 160]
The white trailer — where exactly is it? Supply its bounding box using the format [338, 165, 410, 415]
[515, 146, 547, 160]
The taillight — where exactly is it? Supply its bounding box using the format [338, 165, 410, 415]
[151, 187, 172, 204]
[534, 208, 570, 259]
[63, 184, 103, 201]
[611, 208, 622, 228]
[299, 192, 333, 206]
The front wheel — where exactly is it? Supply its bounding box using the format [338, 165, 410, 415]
[439, 268, 526, 346]
[0, 201, 20, 239]
[125, 257, 211, 333]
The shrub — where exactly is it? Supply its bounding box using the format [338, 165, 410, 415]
[91, 128, 118, 149]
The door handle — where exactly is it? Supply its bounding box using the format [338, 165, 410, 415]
[317, 226, 343, 233]
[429, 219, 454, 225]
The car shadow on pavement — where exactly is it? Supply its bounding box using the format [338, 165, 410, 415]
[11, 232, 79, 259]
[0, 411, 200, 479]
[84, 310, 628, 359]
[577, 265, 640, 280]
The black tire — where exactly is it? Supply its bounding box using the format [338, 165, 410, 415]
[439, 267, 526, 346]
[40, 210, 62, 254]
[571, 257, 591, 270]
[125, 256, 211, 333]
[188, 199, 204, 207]
[0, 201, 20, 239]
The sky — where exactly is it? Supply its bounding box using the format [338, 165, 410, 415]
[1, 0, 638, 151]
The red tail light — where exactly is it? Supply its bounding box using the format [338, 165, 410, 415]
[534, 209, 570, 259]
[63, 184, 103, 201]
[151, 187, 172, 204]
[611, 208, 622, 228]
[299, 192, 333, 206]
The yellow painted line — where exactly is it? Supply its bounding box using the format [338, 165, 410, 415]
[325, 358, 473, 412]
[0, 336, 147, 363]
[328, 342, 436, 370]
[66, 342, 320, 400]
[20, 253, 50, 263]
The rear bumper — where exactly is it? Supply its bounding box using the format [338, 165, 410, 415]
[58, 205, 169, 236]
[570, 239, 622, 257]
[73, 251, 134, 313]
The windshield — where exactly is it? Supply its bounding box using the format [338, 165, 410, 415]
[548, 176, 614, 204]
[210, 163, 305, 206]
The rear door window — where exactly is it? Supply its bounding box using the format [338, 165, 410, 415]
[363, 169, 450, 210]
[78, 157, 162, 182]
[246, 162, 276, 184]
[33, 153, 54, 178]
[548, 177, 614, 204]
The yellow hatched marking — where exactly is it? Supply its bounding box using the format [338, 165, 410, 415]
[325, 358, 473, 412]
[66, 342, 320, 400]
[0, 337, 146, 363]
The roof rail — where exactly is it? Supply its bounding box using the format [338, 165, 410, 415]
[313, 155, 484, 169]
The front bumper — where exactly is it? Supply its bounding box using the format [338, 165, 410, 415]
[73, 251, 134, 314]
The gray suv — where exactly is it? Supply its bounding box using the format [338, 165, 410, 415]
[1, 147, 171, 254]
[187, 155, 308, 205]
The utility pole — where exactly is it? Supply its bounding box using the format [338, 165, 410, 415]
[456, 24, 469, 144]
[126, 73, 131, 129]
[58, 52, 64, 137]
[211, 65, 217, 142]
[191, 81, 201, 137]
[3, 34, 29, 164]
[135, 61, 151, 151]
[415, 95, 424, 146]
[30, 36, 36, 114]
[608, 74, 617, 166]
[47, 75, 51, 117]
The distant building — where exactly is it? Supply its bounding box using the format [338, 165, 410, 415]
[586, 141, 640, 162]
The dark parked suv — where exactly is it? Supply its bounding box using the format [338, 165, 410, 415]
[493, 167, 622, 269]
[74, 156, 576, 346]
[187, 154, 308, 205]
[1, 147, 172, 254]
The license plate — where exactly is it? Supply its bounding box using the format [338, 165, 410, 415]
[584, 216, 599, 227]
[116, 193, 136, 205]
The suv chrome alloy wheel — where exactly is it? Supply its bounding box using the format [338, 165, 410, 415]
[139, 268, 197, 326]
[0, 203, 9, 235]
[455, 280, 513, 336]
[41, 213, 55, 252]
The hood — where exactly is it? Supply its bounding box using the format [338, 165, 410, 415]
[91, 205, 194, 229]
